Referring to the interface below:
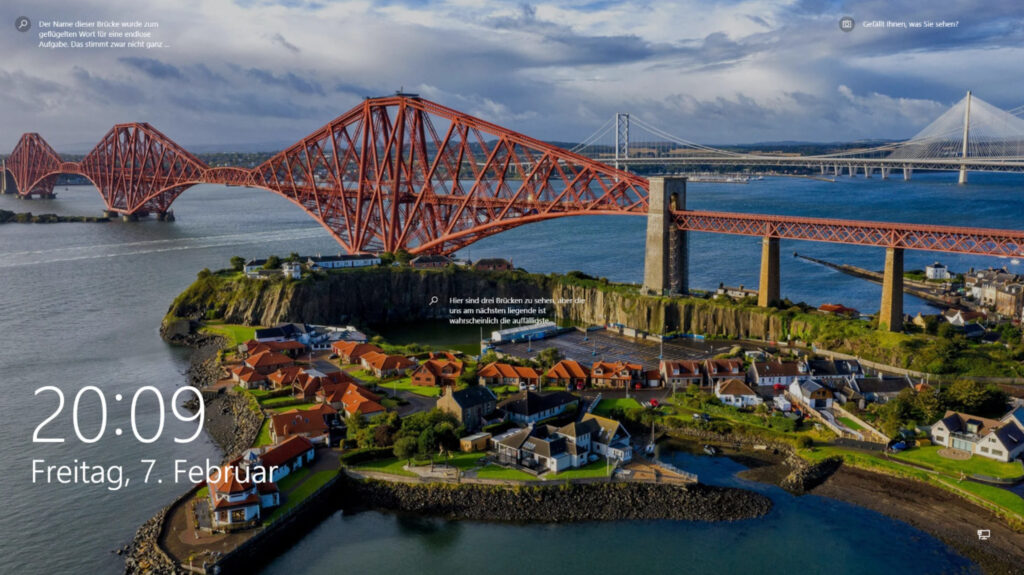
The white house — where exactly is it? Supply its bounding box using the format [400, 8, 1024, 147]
[750, 361, 806, 386]
[715, 379, 762, 408]
[281, 261, 302, 279]
[930, 408, 1024, 462]
[926, 262, 951, 280]
[788, 378, 833, 410]
[207, 465, 278, 531]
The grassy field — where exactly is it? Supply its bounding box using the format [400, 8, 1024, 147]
[200, 321, 258, 347]
[551, 459, 610, 480]
[262, 396, 316, 409]
[383, 377, 442, 397]
[268, 401, 320, 413]
[837, 417, 864, 431]
[591, 397, 642, 417]
[350, 457, 418, 477]
[263, 470, 337, 525]
[254, 420, 273, 447]
[433, 452, 487, 470]
[475, 464, 538, 481]
[275, 467, 311, 491]
[892, 445, 1024, 480]
[937, 478, 1024, 517]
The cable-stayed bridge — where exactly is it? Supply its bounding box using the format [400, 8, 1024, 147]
[574, 92, 1024, 183]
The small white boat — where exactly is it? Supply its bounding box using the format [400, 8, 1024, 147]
[1012, 259, 1021, 265]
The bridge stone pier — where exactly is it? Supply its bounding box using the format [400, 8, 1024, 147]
[642, 176, 688, 295]
[879, 247, 904, 331]
[757, 236, 780, 307]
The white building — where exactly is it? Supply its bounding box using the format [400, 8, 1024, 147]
[282, 261, 302, 279]
[930, 408, 1024, 462]
[307, 253, 381, 269]
[788, 378, 834, 410]
[715, 379, 762, 408]
[926, 262, 951, 280]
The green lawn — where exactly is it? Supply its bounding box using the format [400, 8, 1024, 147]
[254, 419, 273, 447]
[433, 452, 486, 470]
[267, 401, 321, 413]
[938, 478, 1024, 517]
[475, 464, 538, 481]
[383, 377, 442, 397]
[551, 459, 610, 480]
[892, 445, 1024, 480]
[591, 397, 641, 417]
[837, 417, 864, 431]
[194, 486, 209, 500]
[275, 467, 311, 491]
[350, 457, 417, 477]
[262, 396, 316, 409]
[263, 470, 337, 524]
[200, 322, 258, 347]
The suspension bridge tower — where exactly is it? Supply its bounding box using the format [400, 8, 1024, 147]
[614, 113, 629, 170]
[959, 90, 972, 184]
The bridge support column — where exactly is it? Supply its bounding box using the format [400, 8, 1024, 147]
[833, 164, 839, 177]
[903, 167, 912, 181]
[156, 211, 176, 222]
[958, 166, 968, 185]
[881, 167, 890, 179]
[879, 247, 904, 332]
[643, 176, 688, 296]
[848, 164, 855, 177]
[757, 236, 780, 308]
[863, 165, 871, 178]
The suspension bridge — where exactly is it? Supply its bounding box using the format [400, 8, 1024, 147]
[573, 92, 1024, 183]
[3, 93, 1024, 333]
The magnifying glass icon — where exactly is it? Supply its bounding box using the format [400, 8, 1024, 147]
[16, 17, 31, 32]
[428, 296, 439, 306]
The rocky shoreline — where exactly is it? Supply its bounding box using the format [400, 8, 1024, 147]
[341, 475, 773, 523]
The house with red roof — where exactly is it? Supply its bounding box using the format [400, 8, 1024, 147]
[291, 368, 356, 401]
[266, 365, 304, 390]
[411, 358, 464, 387]
[315, 380, 385, 418]
[544, 359, 589, 390]
[257, 436, 315, 483]
[270, 403, 341, 444]
[207, 464, 278, 532]
[245, 350, 294, 375]
[331, 341, 382, 364]
[590, 361, 643, 389]
[230, 364, 271, 389]
[477, 362, 541, 388]
[704, 358, 745, 388]
[659, 360, 702, 391]
[360, 351, 416, 378]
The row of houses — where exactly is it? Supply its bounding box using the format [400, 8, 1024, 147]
[965, 267, 1024, 320]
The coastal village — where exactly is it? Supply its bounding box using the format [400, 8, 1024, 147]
[141, 254, 1024, 574]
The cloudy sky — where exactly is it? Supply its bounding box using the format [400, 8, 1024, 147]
[1, 0, 1022, 151]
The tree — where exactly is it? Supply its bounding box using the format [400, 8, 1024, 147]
[287, 252, 301, 262]
[263, 255, 281, 270]
[914, 387, 943, 422]
[418, 426, 439, 456]
[394, 248, 413, 265]
[536, 347, 563, 370]
[393, 437, 418, 463]
[229, 256, 246, 271]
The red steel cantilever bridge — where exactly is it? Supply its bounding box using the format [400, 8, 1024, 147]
[6, 94, 1024, 329]
[4, 94, 1024, 260]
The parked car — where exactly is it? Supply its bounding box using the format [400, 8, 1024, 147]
[692, 413, 711, 422]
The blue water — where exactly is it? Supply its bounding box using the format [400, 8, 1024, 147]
[261, 447, 977, 575]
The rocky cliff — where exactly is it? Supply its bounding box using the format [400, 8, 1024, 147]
[166, 267, 790, 340]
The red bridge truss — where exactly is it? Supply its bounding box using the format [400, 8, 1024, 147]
[3, 94, 1024, 258]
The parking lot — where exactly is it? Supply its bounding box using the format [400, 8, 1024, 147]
[494, 329, 751, 371]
